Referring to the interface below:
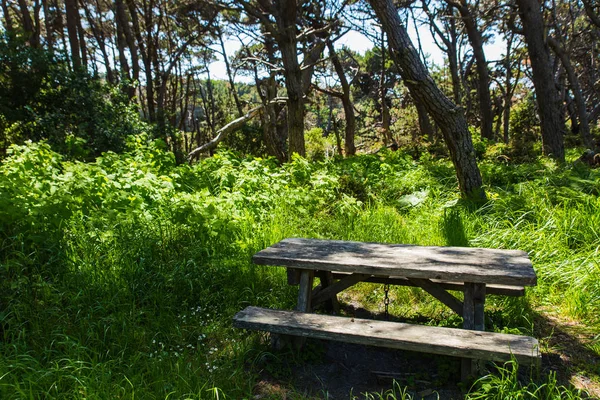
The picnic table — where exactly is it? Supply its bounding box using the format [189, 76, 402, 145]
[234, 238, 540, 380]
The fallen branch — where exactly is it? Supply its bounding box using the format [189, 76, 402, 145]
[187, 106, 263, 160]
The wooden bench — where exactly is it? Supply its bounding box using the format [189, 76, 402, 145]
[239, 238, 539, 380]
[234, 306, 541, 367]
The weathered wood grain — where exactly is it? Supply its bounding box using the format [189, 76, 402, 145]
[296, 271, 314, 312]
[330, 273, 525, 297]
[408, 278, 464, 315]
[473, 283, 486, 331]
[287, 268, 301, 285]
[311, 273, 369, 306]
[233, 306, 541, 366]
[253, 238, 536, 286]
[315, 271, 340, 313]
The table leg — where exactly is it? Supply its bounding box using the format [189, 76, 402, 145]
[315, 271, 340, 314]
[287, 268, 301, 285]
[296, 270, 314, 312]
[462, 282, 486, 381]
[272, 270, 315, 350]
[292, 270, 314, 349]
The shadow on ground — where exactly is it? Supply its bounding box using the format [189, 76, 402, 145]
[534, 307, 600, 398]
[253, 304, 466, 400]
[250, 301, 600, 399]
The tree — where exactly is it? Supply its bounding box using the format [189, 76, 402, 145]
[368, 0, 485, 200]
[444, 0, 494, 141]
[514, 0, 565, 161]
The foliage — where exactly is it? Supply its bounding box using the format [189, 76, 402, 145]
[0, 33, 149, 160]
[467, 361, 584, 399]
[509, 94, 541, 160]
[1, 141, 598, 398]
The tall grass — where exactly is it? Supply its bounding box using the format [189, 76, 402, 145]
[1, 142, 598, 398]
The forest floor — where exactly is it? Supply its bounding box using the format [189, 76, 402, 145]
[250, 300, 600, 399]
[535, 306, 600, 398]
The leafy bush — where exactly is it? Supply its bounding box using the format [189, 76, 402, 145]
[509, 94, 541, 159]
[0, 33, 148, 160]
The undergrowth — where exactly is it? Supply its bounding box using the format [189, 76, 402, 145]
[1, 140, 598, 398]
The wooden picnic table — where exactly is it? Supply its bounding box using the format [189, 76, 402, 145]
[234, 238, 540, 380]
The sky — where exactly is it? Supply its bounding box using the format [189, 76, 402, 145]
[207, 19, 507, 82]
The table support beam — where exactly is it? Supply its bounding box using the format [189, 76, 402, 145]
[408, 278, 464, 316]
[312, 273, 369, 306]
[315, 271, 340, 314]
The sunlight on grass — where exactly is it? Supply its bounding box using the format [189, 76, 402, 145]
[1, 142, 598, 398]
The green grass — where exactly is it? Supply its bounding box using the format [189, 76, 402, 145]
[1, 141, 598, 398]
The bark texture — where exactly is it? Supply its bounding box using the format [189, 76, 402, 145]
[65, 0, 81, 70]
[449, 0, 493, 141]
[515, 0, 565, 161]
[274, 0, 306, 158]
[547, 37, 592, 148]
[327, 40, 356, 156]
[368, 0, 485, 200]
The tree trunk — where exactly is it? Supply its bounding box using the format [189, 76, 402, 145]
[369, 0, 485, 200]
[115, 0, 132, 90]
[76, 6, 87, 69]
[380, 29, 392, 146]
[187, 107, 264, 160]
[274, 0, 305, 158]
[41, 0, 53, 48]
[17, 0, 40, 47]
[502, 33, 515, 144]
[423, 3, 462, 105]
[256, 39, 288, 163]
[81, 0, 113, 83]
[217, 26, 243, 117]
[515, 0, 565, 161]
[327, 40, 356, 156]
[450, 0, 493, 141]
[415, 99, 434, 142]
[117, 0, 140, 89]
[1, 0, 14, 33]
[547, 37, 592, 148]
[64, 0, 81, 70]
[127, 0, 154, 121]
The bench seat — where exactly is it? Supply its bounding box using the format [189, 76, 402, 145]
[233, 306, 541, 366]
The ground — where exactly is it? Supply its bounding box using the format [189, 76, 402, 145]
[248, 302, 600, 399]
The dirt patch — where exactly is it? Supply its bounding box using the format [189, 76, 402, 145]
[535, 307, 600, 398]
[286, 340, 464, 399]
[252, 302, 465, 399]
[250, 303, 600, 399]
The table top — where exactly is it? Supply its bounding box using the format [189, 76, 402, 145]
[252, 238, 537, 286]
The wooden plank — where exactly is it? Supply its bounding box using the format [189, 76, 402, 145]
[315, 271, 340, 313]
[287, 268, 301, 285]
[292, 270, 314, 349]
[331, 273, 525, 297]
[233, 307, 541, 366]
[253, 238, 536, 286]
[463, 283, 475, 330]
[473, 283, 486, 331]
[462, 282, 479, 380]
[296, 270, 314, 312]
[311, 273, 369, 306]
[408, 278, 463, 315]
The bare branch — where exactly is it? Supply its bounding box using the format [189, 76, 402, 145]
[187, 106, 264, 159]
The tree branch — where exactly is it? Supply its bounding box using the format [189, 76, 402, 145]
[187, 106, 263, 159]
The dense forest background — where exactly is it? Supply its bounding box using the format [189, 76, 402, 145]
[1, 0, 599, 166]
[1, 0, 600, 398]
